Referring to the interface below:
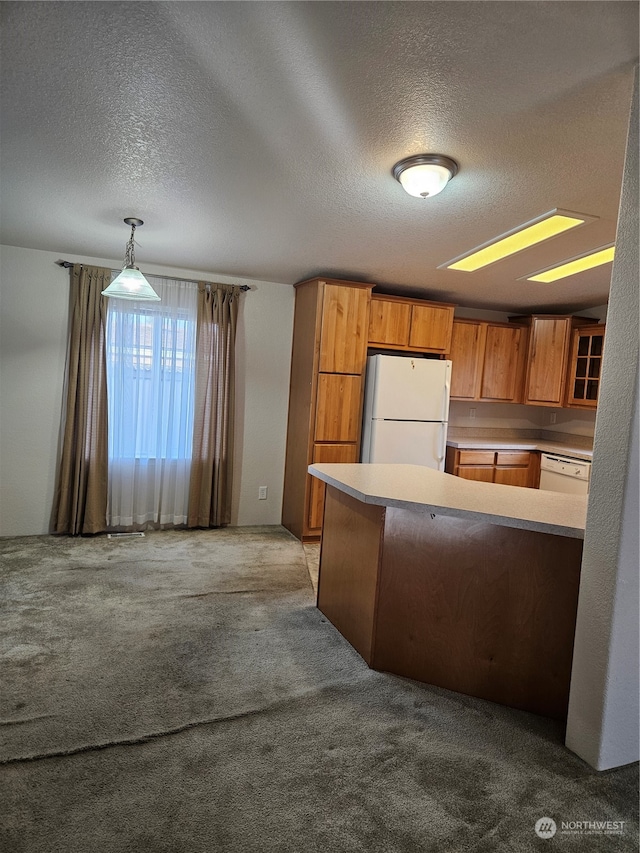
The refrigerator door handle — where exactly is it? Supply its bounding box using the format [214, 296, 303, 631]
[442, 365, 451, 421]
[436, 422, 447, 466]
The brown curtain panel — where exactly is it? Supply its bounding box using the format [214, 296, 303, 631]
[51, 265, 110, 535]
[188, 282, 239, 527]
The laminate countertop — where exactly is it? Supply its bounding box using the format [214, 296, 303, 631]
[446, 438, 593, 461]
[308, 463, 587, 539]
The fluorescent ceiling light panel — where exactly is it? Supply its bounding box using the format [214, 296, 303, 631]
[441, 210, 595, 272]
[525, 246, 615, 283]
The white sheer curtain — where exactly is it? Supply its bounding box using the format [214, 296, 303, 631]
[105, 276, 198, 528]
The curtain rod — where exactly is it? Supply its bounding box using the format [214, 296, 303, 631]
[55, 260, 251, 291]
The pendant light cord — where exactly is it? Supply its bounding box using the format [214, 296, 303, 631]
[124, 223, 137, 269]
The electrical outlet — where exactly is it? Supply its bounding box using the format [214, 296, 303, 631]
[258, 486, 268, 500]
[550, 412, 557, 425]
[469, 408, 476, 419]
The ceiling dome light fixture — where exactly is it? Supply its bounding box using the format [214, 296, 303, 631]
[392, 154, 458, 199]
[101, 218, 160, 301]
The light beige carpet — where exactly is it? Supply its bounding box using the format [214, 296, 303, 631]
[1, 526, 637, 852]
[303, 542, 320, 595]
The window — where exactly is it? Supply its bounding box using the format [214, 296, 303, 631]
[105, 276, 198, 527]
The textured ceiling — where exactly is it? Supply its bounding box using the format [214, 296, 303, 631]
[1, 1, 637, 312]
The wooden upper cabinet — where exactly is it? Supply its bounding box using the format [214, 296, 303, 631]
[480, 324, 526, 402]
[449, 320, 485, 399]
[517, 315, 598, 407]
[368, 297, 411, 347]
[565, 324, 606, 409]
[409, 304, 455, 352]
[319, 283, 371, 374]
[525, 317, 569, 405]
[367, 294, 455, 354]
[449, 319, 526, 403]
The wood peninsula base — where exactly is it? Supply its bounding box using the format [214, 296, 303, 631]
[318, 485, 583, 720]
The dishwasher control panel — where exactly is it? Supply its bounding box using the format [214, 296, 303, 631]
[540, 454, 591, 481]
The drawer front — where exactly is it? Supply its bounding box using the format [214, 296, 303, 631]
[456, 466, 495, 482]
[458, 450, 495, 465]
[495, 451, 531, 466]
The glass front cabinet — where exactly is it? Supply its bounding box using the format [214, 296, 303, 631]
[566, 324, 606, 409]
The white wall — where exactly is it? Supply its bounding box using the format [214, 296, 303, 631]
[450, 399, 597, 437]
[0, 245, 294, 536]
[565, 71, 639, 770]
[449, 401, 544, 431]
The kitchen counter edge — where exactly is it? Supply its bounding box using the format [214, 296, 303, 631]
[309, 463, 586, 539]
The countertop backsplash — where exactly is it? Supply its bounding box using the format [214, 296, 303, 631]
[448, 400, 596, 439]
[447, 426, 594, 452]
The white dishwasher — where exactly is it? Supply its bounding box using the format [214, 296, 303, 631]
[539, 453, 591, 495]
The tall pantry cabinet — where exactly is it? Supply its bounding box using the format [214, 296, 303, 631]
[282, 277, 374, 541]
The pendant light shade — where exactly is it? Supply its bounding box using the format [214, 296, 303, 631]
[392, 154, 458, 199]
[101, 218, 160, 301]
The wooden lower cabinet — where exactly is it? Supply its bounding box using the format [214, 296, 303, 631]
[494, 465, 532, 487]
[308, 443, 358, 530]
[446, 447, 540, 488]
[494, 450, 540, 487]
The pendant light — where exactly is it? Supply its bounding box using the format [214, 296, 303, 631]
[392, 154, 458, 199]
[101, 218, 160, 301]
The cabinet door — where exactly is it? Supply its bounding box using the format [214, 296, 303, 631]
[494, 452, 538, 488]
[319, 285, 370, 374]
[408, 304, 454, 353]
[315, 374, 362, 442]
[494, 467, 531, 487]
[308, 444, 358, 530]
[449, 321, 485, 399]
[565, 325, 605, 409]
[480, 325, 525, 402]
[368, 298, 411, 347]
[524, 318, 570, 406]
[456, 466, 495, 482]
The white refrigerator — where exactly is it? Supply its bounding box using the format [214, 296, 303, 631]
[360, 354, 451, 470]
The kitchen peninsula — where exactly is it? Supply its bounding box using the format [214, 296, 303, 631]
[309, 463, 586, 719]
